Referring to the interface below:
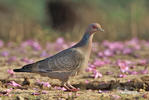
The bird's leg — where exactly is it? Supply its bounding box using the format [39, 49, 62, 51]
[66, 81, 80, 92]
[61, 82, 71, 91]
[61, 81, 79, 92]
[66, 81, 76, 89]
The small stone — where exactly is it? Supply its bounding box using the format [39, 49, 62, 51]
[139, 89, 145, 92]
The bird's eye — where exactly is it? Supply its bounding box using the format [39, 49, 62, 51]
[92, 25, 97, 29]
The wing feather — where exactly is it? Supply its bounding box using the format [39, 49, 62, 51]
[37, 48, 84, 72]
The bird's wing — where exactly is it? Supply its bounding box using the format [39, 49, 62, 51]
[36, 48, 84, 72]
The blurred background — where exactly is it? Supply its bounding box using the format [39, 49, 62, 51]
[0, 0, 149, 43]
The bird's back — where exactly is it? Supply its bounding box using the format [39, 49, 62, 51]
[38, 48, 84, 72]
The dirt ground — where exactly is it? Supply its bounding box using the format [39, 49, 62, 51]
[0, 39, 149, 100]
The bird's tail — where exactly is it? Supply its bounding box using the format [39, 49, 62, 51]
[13, 63, 34, 72]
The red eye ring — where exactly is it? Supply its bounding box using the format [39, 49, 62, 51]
[92, 25, 97, 29]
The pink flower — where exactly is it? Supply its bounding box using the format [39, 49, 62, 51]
[1, 51, 9, 57]
[117, 60, 129, 73]
[139, 69, 148, 74]
[125, 38, 141, 50]
[7, 69, 14, 76]
[98, 90, 103, 93]
[1, 88, 13, 96]
[21, 40, 42, 51]
[85, 80, 89, 84]
[61, 87, 67, 91]
[40, 51, 49, 57]
[43, 82, 51, 88]
[55, 37, 68, 50]
[86, 64, 95, 72]
[8, 81, 21, 87]
[5, 88, 13, 93]
[128, 71, 138, 75]
[103, 49, 113, 57]
[122, 48, 132, 55]
[54, 86, 67, 91]
[20, 58, 34, 64]
[93, 59, 106, 67]
[138, 59, 147, 65]
[120, 65, 129, 73]
[36, 80, 51, 88]
[42, 91, 48, 94]
[56, 37, 64, 45]
[32, 90, 48, 95]
[102, 41, 124, 51]
[93, 70, 102, 79]
[85, 67, 94, 72]
[21, 41, 29, 48]
[117, 74, 127, 78]
[31, 41, 42, 51]
[98, 52, 104, 57]
[7, 56, 17, 63]
[89, 64, 96, 69]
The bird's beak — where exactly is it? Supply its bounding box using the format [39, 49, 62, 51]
[98, 27, 104, 32]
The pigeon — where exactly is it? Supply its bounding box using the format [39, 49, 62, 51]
[13, 23, 104, 91]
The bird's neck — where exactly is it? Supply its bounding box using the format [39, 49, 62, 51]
[74, 32, 93, 47]
[73, 32, 94, 74]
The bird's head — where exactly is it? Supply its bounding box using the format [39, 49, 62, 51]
[86, 23, 104, 34]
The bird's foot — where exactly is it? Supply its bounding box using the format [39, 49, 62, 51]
[65, 88, 80, 92]
[70, 88, 80, 92]
[63, 82, 80, 92]
[66, 83, 80, 92]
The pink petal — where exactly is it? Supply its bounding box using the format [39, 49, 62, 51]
[20, 58, 34, 64]
[93, 71, 102, 79]
[32, 92, 40, 95]
[7, 69, 14, 76]
[43, 82, 51, 88]
[40, 51, 48, 57]
[7, 56, 17, 63]
[54, 86, 67, 91]
[138, 59, 147, 65]
[118, 74, 127, 78]
[93, 59, 106, 67]
[56, 37, 64, 45]
[36, 80, 51, 88]
[128, 71, 138, 75]
[122, 48, 132, 55]
[139, 69, 148, 74]
[98, 90, 103, 93]
[42, 91, 48, 94]
[85, 80, 89, 84]
[8, 81, 21, 87]
[1, 51, 9, 57]
[98, 52, 104, 57]
[103, 49, 113, 57]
